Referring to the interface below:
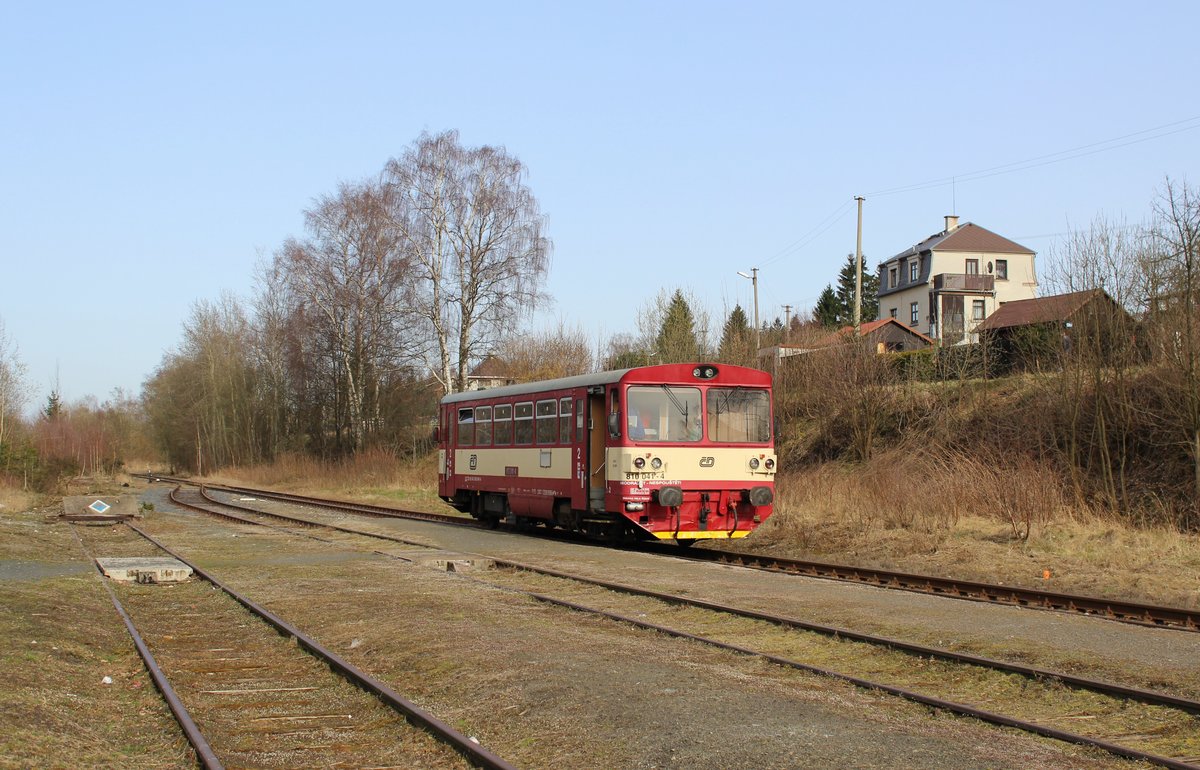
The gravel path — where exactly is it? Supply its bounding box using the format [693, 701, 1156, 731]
[340, 504, 1200, 697]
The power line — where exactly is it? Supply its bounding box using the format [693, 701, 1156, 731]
[749, 114, 1198, 308]
[866, 115, 1200, 198]
[759, 199, 856, 267]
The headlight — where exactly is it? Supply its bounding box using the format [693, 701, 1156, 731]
[765, 458, 775, 470]
[749, 457, 760, 470]
[634, 457, 645, 469]
[650, 457, 662, 470]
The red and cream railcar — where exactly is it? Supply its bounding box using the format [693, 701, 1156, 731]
[437, 363, 776, 543]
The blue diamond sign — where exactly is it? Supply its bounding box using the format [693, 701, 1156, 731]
[88, 500, 111, 514]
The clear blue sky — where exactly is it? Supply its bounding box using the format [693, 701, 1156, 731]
[2, 1, 1197, 410]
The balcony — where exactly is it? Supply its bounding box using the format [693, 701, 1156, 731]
[933, 273, 994, 293]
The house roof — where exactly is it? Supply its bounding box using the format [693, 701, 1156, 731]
[883, 222, 1034, 266]
[469, 355, 510, 378]
[815, 317, 936, 347]
[975, 289, 1113, 332]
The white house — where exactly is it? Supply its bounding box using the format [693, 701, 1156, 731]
[876, 216, 1037, 345]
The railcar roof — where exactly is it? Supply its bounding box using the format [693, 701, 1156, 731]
[440, 363, 771, 405]
[440, 369, 634, 404]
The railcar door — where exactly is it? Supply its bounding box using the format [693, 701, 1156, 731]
[587, 389, 607, 511]
[438, 404, 453, 496]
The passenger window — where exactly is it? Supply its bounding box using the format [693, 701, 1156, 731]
[536, 399, 558, 444]
[559, 398, 573, 443]
[475, 405, 492, 446]
[457, 407, 474, 446]
[493, 404, 513, 445]
[514, 402, 534, 445]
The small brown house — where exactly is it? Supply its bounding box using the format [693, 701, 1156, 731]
[465, 356, 515, 391]
[976, 289, 1138, 368]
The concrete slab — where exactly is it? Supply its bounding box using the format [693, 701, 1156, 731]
[406, 550, 494, 572]
[61, 496, 140, 521]
[95, 557, 193, 584]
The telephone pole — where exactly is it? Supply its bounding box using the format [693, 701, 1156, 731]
[737, 268, 760, 354]
[853, 195, 864, 337]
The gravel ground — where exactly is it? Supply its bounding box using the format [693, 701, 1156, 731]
[344, 498, 1200, 702]
[130, 484, 1165, 769]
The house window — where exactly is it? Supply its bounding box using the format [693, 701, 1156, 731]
[996, 259, 1008, 280]
[889, 308, 897, 319]
[889, 267, 897, 288]
[909, 261, 919, 282]
[965, 259, 979, 275]
[910, 302, 919, 326]
[972, 300, 986, 321]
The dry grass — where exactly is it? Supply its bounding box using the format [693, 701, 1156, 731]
[754, 452, 1200, 609]
[202, 449, 450, 512]
[0, 509, 193, 768]
[0, 485, 38, 515]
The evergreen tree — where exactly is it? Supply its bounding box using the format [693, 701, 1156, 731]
[43, 390, 62, 420]
[814, 255, 881, 328]
[655, 289, 699, 363]
[813, 285, 840, 328]
[834, 253, 880, 324]
[717, 304, 753, 364]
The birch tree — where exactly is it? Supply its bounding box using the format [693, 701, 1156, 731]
[0, 318, 29, 452]
[385, 131, 550, 395]
[274, 180, 412, 453]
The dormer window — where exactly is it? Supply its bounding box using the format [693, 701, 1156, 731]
[909, 260, 919, 282]
[889, 266, 898, 288]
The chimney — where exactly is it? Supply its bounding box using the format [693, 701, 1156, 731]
[944, 215, 959, 232]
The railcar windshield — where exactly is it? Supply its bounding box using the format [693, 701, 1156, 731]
[706, 387, 771, 443]
[627, 386, 702, 442]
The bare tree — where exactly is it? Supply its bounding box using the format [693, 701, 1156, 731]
[495, 320, 595, 381]
[1042, 216, 1149, 512]
[273, 180, 412, 453]
[0, 317, 30, 452]
[1146, 178, 1200, 519]
[384, 131, 550, 394]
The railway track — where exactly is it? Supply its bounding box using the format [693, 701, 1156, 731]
[71, 516, 514, 770]
[140, 473, 1200, 634]
[165, 485, 1200, 769]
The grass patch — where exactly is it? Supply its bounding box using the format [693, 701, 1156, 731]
[750, 456, 1200, 609]
[0, 509, 192, 768]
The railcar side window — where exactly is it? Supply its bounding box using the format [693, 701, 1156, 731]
[494, 404, 513, 445]
[475, 405, 492, 446]
[514, 402, 534, 445]
[706, 388, 771, 443]
[575, 398, 584, 440]
[559, 398, 573, 443]
[457, 408, 475, 446]
[536, 399, 557, 444]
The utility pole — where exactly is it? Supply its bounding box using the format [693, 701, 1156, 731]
[738, 268, 760, 354]
[853, 195, 864, 337]
[782, 304, 792, 342]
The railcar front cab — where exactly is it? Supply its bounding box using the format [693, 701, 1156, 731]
[606, 364, 776, 542]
